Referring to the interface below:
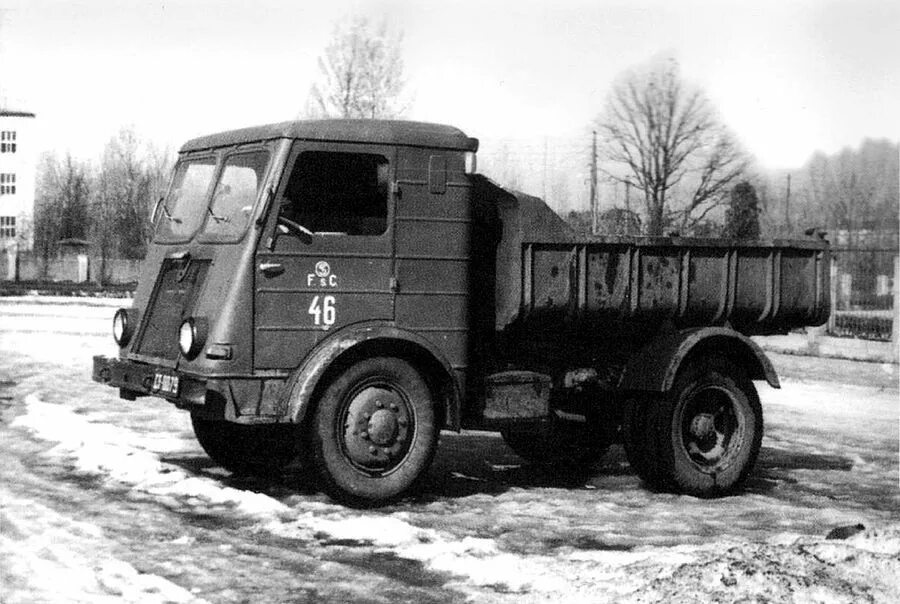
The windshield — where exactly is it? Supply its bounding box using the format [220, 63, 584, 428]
[200, 150, 270, 242]
[154, 157, 216, 243]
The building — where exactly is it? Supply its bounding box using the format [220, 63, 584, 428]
[0, 107, 37, 250]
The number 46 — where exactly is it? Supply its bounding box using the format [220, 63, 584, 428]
[309, 295, 336, 326]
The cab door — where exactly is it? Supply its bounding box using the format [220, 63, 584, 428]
[254, 142, 396, 369]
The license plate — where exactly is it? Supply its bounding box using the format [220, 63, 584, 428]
[151, 372, 180, 397]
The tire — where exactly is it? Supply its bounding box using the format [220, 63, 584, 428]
[191, 415, 300, 476]
[646, 359, 763, 497]
[309, 357, 439, 507]
[501, 418, 608, 466]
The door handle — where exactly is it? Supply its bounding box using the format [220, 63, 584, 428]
[258, 262, 284, 276]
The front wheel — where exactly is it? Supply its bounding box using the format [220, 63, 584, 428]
[633, 359, 763, 497]
[309, 357, 439, 507]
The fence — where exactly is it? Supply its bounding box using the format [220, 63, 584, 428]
[0, 247, 142, 285]
[827, 248, 898, 343]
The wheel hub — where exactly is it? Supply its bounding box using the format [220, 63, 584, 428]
[689, 413, 716, 442]
[682, 386, 741, 470]
[368, 409, 399, 446]
[340, 386, 413, 473]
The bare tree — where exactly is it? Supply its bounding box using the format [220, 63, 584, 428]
[90, 129, 174, 281]
[306, 17, 408, 119]
[803, 139, 899, 247]
[91, 153, 119, 284]
[33, 152, 91, 274]
[91, 128, 167, 280]
[595, 58, 748, 236]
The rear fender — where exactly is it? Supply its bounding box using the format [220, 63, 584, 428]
[620, 327, 779, 392]
[280, 321, 462, 429]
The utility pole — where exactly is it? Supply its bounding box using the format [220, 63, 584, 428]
[590, 131, 598, 235]
[625, 180, 631, 214]
[784, 173, 792, 236]
[542, 136, 548, 200]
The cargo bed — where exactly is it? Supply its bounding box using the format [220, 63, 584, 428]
[482, 181, 831, 336]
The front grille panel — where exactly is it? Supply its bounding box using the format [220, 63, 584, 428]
[134, 258, 210, 359]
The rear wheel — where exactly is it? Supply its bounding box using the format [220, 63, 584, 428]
[309, 357, 439, 507]
[625, 359, 763, 497]
[190, 415, 300, 475]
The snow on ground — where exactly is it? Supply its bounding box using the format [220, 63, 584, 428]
[2, 298, 900, 602]
[1, 487, 207, 604]
[10, 391, 900, 602]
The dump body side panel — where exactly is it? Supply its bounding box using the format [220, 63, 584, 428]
[517, 240, 829, 333]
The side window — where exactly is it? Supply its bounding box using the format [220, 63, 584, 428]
[281, 151, 388, 236]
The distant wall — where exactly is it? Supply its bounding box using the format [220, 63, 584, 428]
[0, 248, 142, 284]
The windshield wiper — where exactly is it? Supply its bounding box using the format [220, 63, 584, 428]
[163, 204, 182, 224]
[154, 197, 182, 224]
[207, 207, 230, 224]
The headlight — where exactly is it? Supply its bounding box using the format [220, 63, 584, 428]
[178, 317, 207, 359]
[112, 308, 135, 346]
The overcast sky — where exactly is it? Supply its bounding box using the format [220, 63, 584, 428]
[0, 0, 897, 170]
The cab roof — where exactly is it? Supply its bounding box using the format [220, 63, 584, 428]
[180, 119, 479, 154]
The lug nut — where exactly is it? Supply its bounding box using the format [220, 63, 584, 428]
[363, 413, 371, 420]
[376, 401, 384, 409]
[361, 431, 368, 439]
[369, 446, 377, 455]
[382, 448, 390, 455]
[398, 418, 408, 427]
[390, 403, 398, 412]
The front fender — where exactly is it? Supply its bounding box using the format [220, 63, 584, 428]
[620, 326, 780, 392]
[279, 321, 462, 427]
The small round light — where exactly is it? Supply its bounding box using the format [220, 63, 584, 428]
[113, 308, 133, 346]
[178, 317, 207, 359]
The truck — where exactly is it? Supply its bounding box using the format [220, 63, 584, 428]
[92, 119, 830, 506]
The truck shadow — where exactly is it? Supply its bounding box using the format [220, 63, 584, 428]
[420, 432, 626, 499]
[419, 432, 857, 500]
[161, 454, 321, 496]
[743, 447, 856, 494]
[162, 433, 856, 502]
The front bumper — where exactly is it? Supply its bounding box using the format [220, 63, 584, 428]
[92, 356, 289, 424]
[92, 355, 206, 404]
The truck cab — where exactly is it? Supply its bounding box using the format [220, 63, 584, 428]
[95, 120, 488, 504]
[94, 119, 829, 506]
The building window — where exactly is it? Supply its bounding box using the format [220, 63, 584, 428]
[0, 173, 15, 195]
[1, 131, 17, 153]
[0, 216, 15, 238]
